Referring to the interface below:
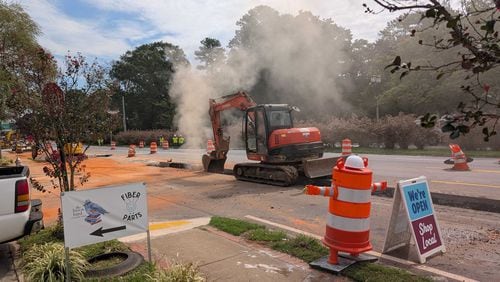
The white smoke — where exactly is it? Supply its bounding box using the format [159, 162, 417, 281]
[171, 6, 352, 148]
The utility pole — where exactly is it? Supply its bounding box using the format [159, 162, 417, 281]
[370, 75, 382, 122]
[122, 95, 127, 132]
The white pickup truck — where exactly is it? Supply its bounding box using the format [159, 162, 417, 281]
[0, 166, 43, 243]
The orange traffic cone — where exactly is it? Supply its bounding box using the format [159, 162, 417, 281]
[139, 141, 144, 148]
[341, 138, 352, 156]
[162, 140, 169, 150]
[111, 141, 116, 150]
[150, 142, 157, 154]
[127, 145, 136, 157]
[305, 155, 386, 265]
[207, 139, 215, 153]
[449, 144, 470, 171]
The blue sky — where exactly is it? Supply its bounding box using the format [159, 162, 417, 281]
[19, 0, 401, 65]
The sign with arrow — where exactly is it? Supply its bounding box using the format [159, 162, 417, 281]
[61, 183, 148, 249]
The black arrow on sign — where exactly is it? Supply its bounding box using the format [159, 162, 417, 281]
[90, 226, 126, 237]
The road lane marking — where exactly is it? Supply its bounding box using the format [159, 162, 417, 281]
[427, 167, 500, 174]
[149, 220, 190, 231]
[245, 215, 478, 282]
[431, 180, 500, 189]
[120, 217, 210, 243]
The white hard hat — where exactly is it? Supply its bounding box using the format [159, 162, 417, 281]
[345, 155, 365, 169]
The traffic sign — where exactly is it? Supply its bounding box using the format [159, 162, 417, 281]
[61, 183, 148, 249]
[383, 176, 445, 263]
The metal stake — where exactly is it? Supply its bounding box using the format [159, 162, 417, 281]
[65, 247, 71, 282]
[147, 229, 152, 262]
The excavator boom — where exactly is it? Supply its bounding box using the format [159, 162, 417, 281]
[202, 91, 256, 173]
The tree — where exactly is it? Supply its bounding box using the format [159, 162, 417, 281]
[227, 6, 354, 117]
[0, 2, 57, 160]
[21, 54, 117, 192]
[110, 42, 189, 130]
[366, 0, 500, 140]
[195, 37, 226, 71]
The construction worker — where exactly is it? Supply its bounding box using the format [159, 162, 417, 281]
[178, 135, 185, 146]
[172, 134, 178, 147]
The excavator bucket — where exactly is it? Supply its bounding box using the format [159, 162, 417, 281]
[202, 153, 227, 173]
[303, 156, 341, 178]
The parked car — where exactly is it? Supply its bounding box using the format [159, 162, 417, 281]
[0, 166, 43, 243]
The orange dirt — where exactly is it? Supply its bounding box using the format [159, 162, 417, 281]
[4, 151, 191, 225]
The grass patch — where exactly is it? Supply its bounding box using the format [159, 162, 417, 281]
[326, 147, 499, 158]
[344, 262, 432, 282]
[211, 217, 430, 281]
[76, 240, 129, 260]
[86, 262, 157, 282]
[90, 255, 126, 270]
[209, 216, 264, 236]
[271, 235, 329, 263]
[19, 225, 159, 281]
[245, 228, 287, 242]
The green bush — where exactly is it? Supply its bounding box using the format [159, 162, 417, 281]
[114, 130, 175, 145]
[23, 242, 88, 281]
[18, 225, 63, 253]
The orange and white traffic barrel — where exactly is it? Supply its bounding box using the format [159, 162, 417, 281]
[162, 140, 169, 150]
[150, 142, 157, 154]
[305, 155, 386, 265]
[127, 145, 136, 157]
[139, 141, 144, 148]
[449, 144, 470, 171]
[341, 138, 352, 155]
[111, 141, 116, 150]
[207, 139, 215, 153]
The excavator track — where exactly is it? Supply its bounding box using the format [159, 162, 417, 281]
[233, 163, 299, 187]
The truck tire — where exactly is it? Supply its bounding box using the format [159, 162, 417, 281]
[84, 251, 144, 278]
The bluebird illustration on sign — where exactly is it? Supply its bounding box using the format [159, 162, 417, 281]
[83, 200, 108, 225]
[402, 182, 433, 221]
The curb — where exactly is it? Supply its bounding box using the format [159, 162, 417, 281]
[373, 187, 500, 214]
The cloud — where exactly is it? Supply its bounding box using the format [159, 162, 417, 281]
[19, 0, 401, 63]
[82, 0, 399, 59]
[19, 0, 131, 59]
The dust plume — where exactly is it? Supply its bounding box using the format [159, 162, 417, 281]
[171, 6, 352, 148]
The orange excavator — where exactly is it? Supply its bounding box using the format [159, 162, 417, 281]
[202, 91, 339, 186]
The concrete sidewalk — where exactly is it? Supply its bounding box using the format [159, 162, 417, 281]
[0, 243, 18, 282]
[126, 223, 337, 281]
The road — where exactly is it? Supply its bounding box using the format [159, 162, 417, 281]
[138, 165, 500, 281]
[5, 147, 498, 281]
[91, 146, 500, 200]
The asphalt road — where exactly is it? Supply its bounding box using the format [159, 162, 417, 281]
[139, 166, 500, 281]
[91, 146, 500, 200]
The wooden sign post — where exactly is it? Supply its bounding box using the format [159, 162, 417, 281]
[383, 176, 446, 263]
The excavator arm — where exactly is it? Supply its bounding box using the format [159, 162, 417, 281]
[203, 91, 256, 173]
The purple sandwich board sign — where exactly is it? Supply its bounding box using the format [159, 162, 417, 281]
[382, 176, 446, 263]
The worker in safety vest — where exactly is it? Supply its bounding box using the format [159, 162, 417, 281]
[178, 135, 185, 146]
[159, 136, 164, 146]
[172, 134, 178, 146]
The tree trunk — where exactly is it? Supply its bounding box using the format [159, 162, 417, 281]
[57, 141, 70, 192]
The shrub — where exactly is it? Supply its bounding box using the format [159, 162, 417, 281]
[147, 261, 205, 282]
[114, 130, 175, 145]
[23, 242, 88, 281]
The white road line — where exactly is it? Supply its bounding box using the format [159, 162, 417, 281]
[245, 215, 478, 282]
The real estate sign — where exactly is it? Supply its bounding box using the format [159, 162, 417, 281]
[61, 183, 148, 249]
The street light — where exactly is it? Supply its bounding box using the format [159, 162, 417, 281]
[370, 75, 382, 122]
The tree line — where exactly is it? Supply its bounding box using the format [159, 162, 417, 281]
[1, 1, 499, 143]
